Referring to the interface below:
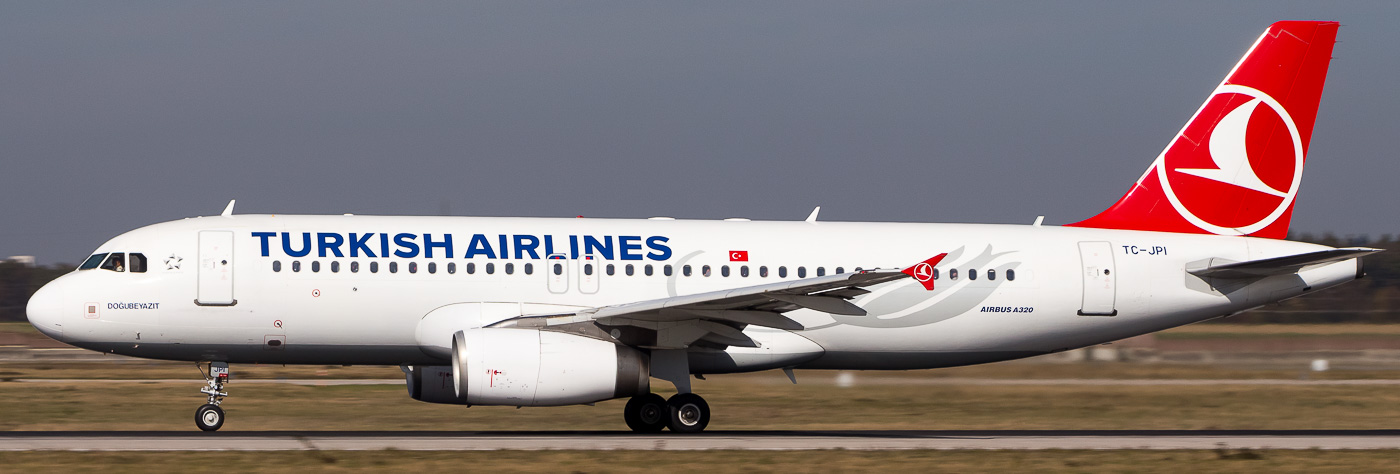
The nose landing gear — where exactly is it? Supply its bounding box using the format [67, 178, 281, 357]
[195, 362, 230, 432]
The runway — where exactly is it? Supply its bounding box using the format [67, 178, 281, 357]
[4, 430, 1400, 451]
[15, 378, 1400, 386]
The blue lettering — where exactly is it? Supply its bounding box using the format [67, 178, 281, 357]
[317, 233, 345, 258]
[569, 235, 579, 259]
[253, 232, 275, 257]
[582, 235, 614, 260]
[393, 233, 420, 258]
[618, 236, 643, 261]
[464, 234, 496, 259]
[543, 235, 557, 256]
[282, 232, 311, 258]
[423, 233, 452, 258]
[646, 236, 672, 261]
[349, 233, 377, 258]
[379, 234, 390, 258]
[513, 235, 540, 260]
[498, 235, 509, 260]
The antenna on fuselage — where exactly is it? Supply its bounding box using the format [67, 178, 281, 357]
[805, 206, 821, 223]
[220, 200, 236, 217]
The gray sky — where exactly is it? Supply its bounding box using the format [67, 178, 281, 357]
[3, 2, 1397, 265]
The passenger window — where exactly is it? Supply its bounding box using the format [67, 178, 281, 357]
[834, 267, 843, 274]
[389, 262, 398, 273]
[312, 261, 321, 273]
[80, 253, 108, 270]
[100, 253, 126, 272]
[969, 269, 977, 280]
[293, 261, 302, 273]
[797, 267, 807, 278]
[331, 261, 340, 273]
[933, 268, 940, 280]
[1006, 269, 1016, 281]
[663, 265, 672, 276]
[351, 261, 359, 273]
[816, 267, 825, 277]
[370, 262, 379, 273]
[129, 253, 147, 273]
[505, 263, 515, 275]
[626, 264, 635, 276]
[408, 262, 417, 274]
[524, 263, 533, 275]
[740, 266, 749, 277]
[721, 266, 730, 277]
[583, 263, 593, 276]
[779, 266, 787, 278]
[485, 263, 495, 274]
[645, 264, 654, 276]
[759, 266, 768, 277]
[606, 264, 615, 276]
[467, 262, 476, 274]
[553, 263, 564, 275]
[273, 261, 282, 272]
[702, 265, 711, 277]
[949, 268, 958, 280]
[428, 262, 437, 274]
[447, 262, 456, 274]
[987, 269, 996, 280]
[683, 265, 691, 277]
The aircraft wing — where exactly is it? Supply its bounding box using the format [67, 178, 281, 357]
[493, 254, 945, 349]
[590, 269, 904, 324]
[1188, 247, 1381, 280]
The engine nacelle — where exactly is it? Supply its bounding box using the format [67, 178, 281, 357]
[404, 328, 648, 406]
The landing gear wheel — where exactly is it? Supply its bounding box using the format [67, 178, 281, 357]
[195, 361, 230, 432]
[195, 404, 224, 432]
[665, 393, 710, 433]
[624, 393, 668, 433]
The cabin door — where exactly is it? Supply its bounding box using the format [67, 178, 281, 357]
[1077, 241, 1117, 316]
[197, 230, 237, 306]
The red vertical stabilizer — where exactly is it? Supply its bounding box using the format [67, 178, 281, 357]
[1069, 21, 1338, 239]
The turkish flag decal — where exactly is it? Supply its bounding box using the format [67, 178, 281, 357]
[729, 251, 749, 262]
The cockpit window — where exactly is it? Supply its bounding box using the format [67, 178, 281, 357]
[80, 253, 109, 270]
[99, 253, 126, 272]
[129, 253, 147, 273]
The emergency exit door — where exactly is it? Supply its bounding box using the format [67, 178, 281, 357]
[197, 230, 236, 306]
[1077, 241, 1117, 316]
[546, 254, 568, 294]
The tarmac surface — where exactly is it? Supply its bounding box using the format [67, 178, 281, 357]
[4, 430, 1400, 451]
[14, 378, 1400, 386]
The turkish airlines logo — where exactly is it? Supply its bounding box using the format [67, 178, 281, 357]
[1157, 84, 1304, 235]
[911, 263, 934, 282]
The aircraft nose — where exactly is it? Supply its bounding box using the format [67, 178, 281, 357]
[26, 279, 67, 342]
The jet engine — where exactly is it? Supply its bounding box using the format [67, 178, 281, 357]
[403, 327, 648, 406]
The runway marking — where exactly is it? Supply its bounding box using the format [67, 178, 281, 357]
[3, 431, 1400, 451]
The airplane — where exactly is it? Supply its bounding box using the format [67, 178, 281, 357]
[25, 20, 1380, 433]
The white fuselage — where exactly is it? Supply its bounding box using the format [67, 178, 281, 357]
[25, 214, 1358, 372]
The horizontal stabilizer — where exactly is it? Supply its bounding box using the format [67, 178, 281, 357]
[1189, 248, 1381, 279]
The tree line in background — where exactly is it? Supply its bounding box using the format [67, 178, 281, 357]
[1, 234, 1397, 323]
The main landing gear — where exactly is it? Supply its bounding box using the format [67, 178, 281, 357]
[195, 361, 230, 432]
[623, 392, 710, 433]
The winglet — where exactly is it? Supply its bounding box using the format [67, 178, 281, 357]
[806, 206, 821, 223]
[901, 253, 947, 291]
[220, 200, 236, 217]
